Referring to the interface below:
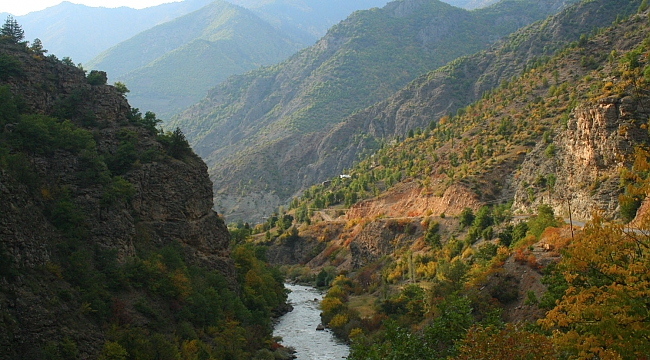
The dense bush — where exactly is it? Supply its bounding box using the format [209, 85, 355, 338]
[157, 127, 193, 159]
[526, 204, 558, 239]
[86, 70, 107, 85]
[0, 54, 22, 80]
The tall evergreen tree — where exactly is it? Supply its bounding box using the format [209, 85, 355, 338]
[1, 16, 24, 43]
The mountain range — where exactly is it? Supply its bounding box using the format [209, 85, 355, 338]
[225, 0, 393, 45]
[303, 0, 640, 205]
[86, 0, 302, 119]
[2, 0, 649, 356]
[168, 0, 577, 222]
[8, 0, 213, 64]
[1, 0, 508, 120]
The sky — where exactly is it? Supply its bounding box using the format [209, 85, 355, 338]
[1, 0, 182, 16]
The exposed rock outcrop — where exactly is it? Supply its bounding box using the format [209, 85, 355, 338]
[511, 96, 649, 220]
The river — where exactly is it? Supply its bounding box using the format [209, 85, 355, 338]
[273, 283, 350, 359]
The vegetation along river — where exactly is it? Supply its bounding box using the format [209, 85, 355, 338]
[274, 283, 350, 359]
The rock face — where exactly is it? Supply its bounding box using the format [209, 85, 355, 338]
[346, 181, 481, 220]
[348, 221, 411, 269]
[511, 96, 649, 221]
[0, 43, 233, 358]
[265, 234, 324, 266]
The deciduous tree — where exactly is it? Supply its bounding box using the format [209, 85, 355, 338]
[539, 212, 650, 359]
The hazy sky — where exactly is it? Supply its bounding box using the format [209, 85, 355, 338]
[1, 0, 181, 16]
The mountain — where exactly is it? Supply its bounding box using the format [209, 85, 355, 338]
[87, 0, 301, 119]
[262, 4, 650, 357]
[226, 0, 501, 46]
[169, 0, 575, 223]
[15, 0, 213, 64]
[224, 0, 393, 45]
[301, 0, 642, 203]
[0, 35, 287, 359]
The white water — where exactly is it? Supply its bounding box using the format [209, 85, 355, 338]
[273, 283, 350, 359]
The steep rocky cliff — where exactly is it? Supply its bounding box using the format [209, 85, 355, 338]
[0, 41, 233, 358]
[510, 96, 648, 220]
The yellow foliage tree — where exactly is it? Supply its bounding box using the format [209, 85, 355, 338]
[328, 313, 349, 328]
[170, 269, 192, 301]
[456, 324, 556, 359]
[538, 212, 650, 359]
[320, 297, 343, 315]
[326, 285, 345, 300]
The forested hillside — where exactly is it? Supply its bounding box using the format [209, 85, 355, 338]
[253, 2, 650, 358]
[303, 0, 642, 202]
[0, 21, 289, 359]
[170, 0, 574, 223]
[87, 0, 301, 119]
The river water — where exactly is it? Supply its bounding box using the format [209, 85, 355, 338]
[273, 283, 350, 359]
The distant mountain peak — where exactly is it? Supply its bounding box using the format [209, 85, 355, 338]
[16, 0, 213, 63]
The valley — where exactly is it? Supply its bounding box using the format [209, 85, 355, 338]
[1, 0, 650, 358]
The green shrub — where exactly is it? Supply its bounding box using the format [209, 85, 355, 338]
[620, 194, 642, 223]
[0, 85, 18, 127]
[544, 143, 556, 158]
[157, 127, 193, 159]
[86, 70, 107, 85]
[0, 54, 22, 80]
[98, 341, 128, 360]
[527, 204, 559, 238]
[459, 207, 475, 228]
[524, 290, 538, 305]
[101, 176, 135, 208]
[5, 153, 38, 190]
[49, 193, 85, 232]
[106, 132, 138, 175]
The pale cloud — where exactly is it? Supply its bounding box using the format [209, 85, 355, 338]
[1, 0, 181, 16]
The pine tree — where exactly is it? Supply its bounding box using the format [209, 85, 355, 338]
[29, 38, 47, 54]
[1, 16, 24, 43]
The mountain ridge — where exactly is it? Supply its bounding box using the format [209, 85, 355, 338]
[302, 0, 643, 196]
[224, 0, 393, 45]
[14, 0, 213, 64]
[87, 0, 302, 119]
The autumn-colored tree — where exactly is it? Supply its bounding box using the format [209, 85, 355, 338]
[538, 211, 650, 359]
[456, 324, 556, 359]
